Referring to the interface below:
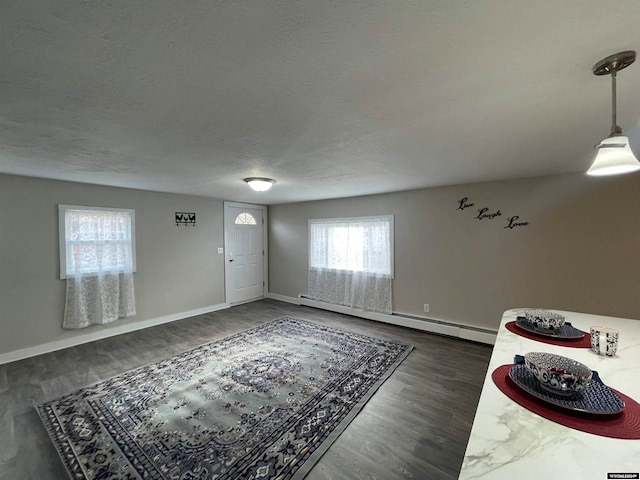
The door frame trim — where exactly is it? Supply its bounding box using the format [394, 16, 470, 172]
[223, 201, 268, 305]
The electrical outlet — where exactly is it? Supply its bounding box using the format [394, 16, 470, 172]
[423, 304, 430, 313]
[217, 247, 224, 254]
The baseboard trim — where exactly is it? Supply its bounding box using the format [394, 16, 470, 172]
[266, 293, 300, 305]
[0, 303, 229, 365]
[459, 328, 498, 345]
[297, 296, 497, 345]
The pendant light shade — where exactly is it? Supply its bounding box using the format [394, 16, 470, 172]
[244, 177, 276, 192]
[587, 136, 640, 176]
[587, 51, 640, 176]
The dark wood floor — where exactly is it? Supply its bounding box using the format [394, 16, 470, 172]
[0, 299, 492, 480]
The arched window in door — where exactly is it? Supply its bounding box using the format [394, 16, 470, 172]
[235, 212, 257, 225]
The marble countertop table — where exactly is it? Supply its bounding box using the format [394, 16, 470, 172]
[459, 308, 640, 480]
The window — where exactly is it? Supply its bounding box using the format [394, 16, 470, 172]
[308, 215, 394, 314]
[58, 205, 136, 279]
[309, 216, 394, 277]
[235, 212, 257, 225]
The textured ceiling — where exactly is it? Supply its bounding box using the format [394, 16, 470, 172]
[1, 1, 640, 204]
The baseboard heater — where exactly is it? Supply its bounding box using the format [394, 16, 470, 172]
[296, 295, 497, 345]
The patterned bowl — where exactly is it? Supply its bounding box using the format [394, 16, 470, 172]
[524, 309, 565, 330]
[524, 352, 592, 396]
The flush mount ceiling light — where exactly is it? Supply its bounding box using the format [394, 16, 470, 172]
[244, 177, 276, 192]
[587, 50, 640, 176]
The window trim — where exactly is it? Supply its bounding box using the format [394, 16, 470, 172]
[308, 215, 394, 278]
[58, 204, 137, 280]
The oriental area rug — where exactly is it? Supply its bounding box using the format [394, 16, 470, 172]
[37, 317, 413, 479]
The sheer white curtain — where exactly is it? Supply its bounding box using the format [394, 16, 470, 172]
[62, 208, 136, 329]
[308, 216, 393, 314]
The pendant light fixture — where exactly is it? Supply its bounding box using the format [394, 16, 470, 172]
[244, 177, 276, 192]
[587, 50, 640, 176]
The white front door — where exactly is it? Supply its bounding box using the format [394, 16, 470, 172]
[224, 202, 266, 304]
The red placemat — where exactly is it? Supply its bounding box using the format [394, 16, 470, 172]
[505, 321, 592, 348]
[492, 364, 640, 439]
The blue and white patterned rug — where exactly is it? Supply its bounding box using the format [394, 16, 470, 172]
[37, 317, 413, 479]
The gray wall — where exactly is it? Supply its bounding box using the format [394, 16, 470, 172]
[3, 171, 639, 354]
[0, 174, 225, 355]
[269, 172, 640, 330]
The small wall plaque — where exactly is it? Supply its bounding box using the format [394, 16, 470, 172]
[176, 212, 196, 226]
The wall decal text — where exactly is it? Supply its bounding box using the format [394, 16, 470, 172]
[456, 197, 530, 229]
[504, 215, 529, 229]
[457, 197, 475, 210]
[474, 207, 502, 220]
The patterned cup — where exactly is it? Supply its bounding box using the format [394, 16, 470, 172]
[590, 326, 619, 356]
